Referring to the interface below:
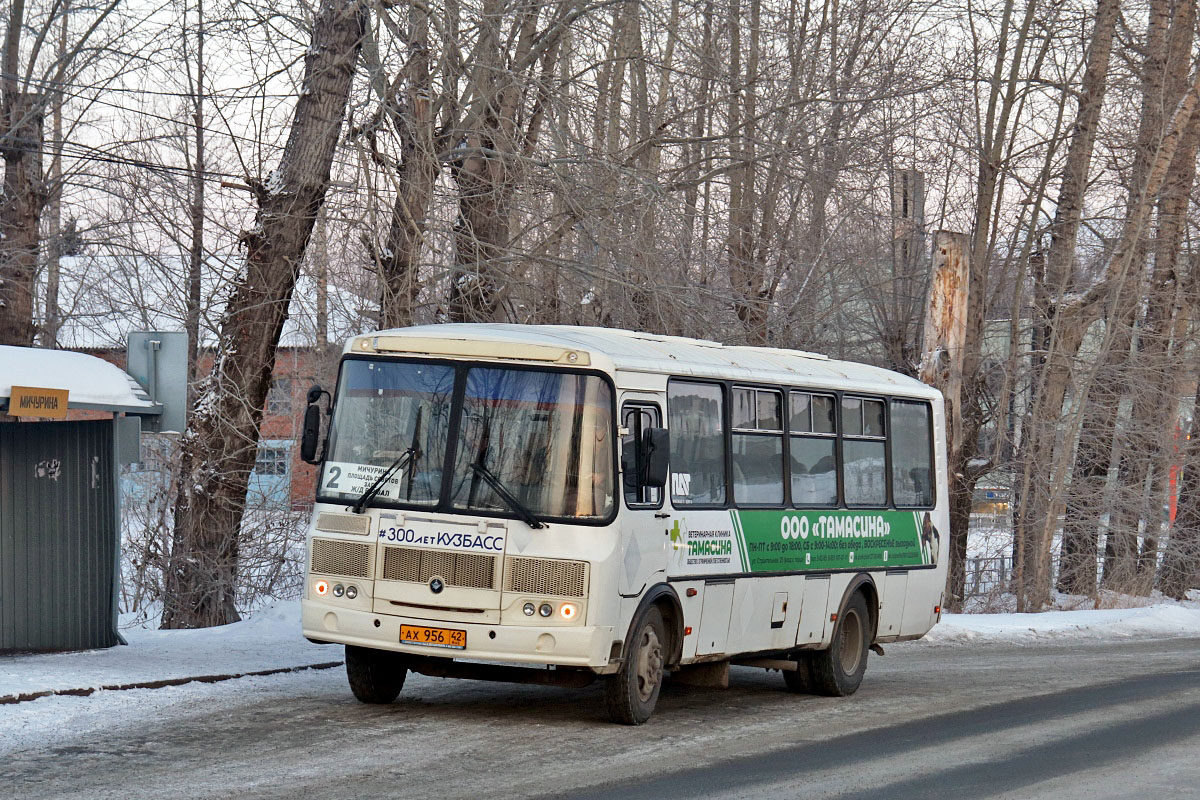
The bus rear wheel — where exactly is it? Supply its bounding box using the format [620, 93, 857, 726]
[346, 645, 409, 704]
[782, 653, 814, 693]
[810, 592, 870, 697]
[605, 606, 666, 725]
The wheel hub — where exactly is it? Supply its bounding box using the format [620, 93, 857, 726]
[635, 627, 663, 702]
[838, 609, 863, 674]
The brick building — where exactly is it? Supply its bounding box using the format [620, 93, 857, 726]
[253, 346, 335, 510]
[88, 345, 335, 511]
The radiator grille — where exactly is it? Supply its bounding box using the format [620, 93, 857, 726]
[315, 512, 372, 536]
[311, 538, 373, 578]
[381, 547, 496, 590]
[504, 557, 587, 598]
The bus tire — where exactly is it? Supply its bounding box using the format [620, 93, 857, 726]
[782, 653, 814, 693]
[345, 645, 408, 704]
[605, 605, 666, 725]
[810, 591, 870, 697]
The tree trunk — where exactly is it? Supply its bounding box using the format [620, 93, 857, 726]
[0, 93, 44, 347]
[186, 0, 206, 400]
[447, 142, 512, 323]
[960, 0, 1039, 607]
[445, 2, 536, 323]
[919, 231, 971, 608]
[40, 0, 68, 349]
[1105, 0, 1197, 592]
[1043, 0, 1120, 596]
[163, 0, 366, 629]
[378, 0, 438, 329]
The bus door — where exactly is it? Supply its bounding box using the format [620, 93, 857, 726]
[618, 400, 667, 595]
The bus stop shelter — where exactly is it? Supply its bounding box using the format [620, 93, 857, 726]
[0, 345, 162, 652]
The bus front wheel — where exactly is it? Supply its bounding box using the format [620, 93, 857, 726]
[345, 645, 408, 704]
[605, 605, 667, 724]
[810, 591, 870, 697]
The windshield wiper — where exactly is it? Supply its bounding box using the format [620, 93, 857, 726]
[352, 447, 417, 514]
[469, 460, 547, 529]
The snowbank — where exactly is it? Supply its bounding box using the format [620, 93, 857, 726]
[0, 601, 335, 700]
[925, 604, 1200, 645]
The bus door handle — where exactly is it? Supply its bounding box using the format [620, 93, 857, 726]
[655, 513, 671, 519]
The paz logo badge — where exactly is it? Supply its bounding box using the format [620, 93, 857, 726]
[429, 577, 445, 594]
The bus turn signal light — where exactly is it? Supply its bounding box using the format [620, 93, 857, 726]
[314, 580, 329, 596]
[560, 603, 578, 620]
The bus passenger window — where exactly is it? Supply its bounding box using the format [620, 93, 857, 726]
[789, 391, 837, 506]
[891, 399, 934, 507]
[668, 382, 726, 506]
[843, 395, 886, 506]
[812, 394, 836, 433]
[732, 388, 784, 505]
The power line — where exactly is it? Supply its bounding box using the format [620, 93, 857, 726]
[19, 71, 301, 101]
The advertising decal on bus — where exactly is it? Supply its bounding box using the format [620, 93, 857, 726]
[670, 510, 939, 575]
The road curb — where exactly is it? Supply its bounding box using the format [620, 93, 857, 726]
[0, 660, 345, 705]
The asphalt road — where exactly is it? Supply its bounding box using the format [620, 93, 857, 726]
[4, 637, 1199, 799]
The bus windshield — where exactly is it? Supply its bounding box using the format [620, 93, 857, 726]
[319, 360, 455, 506]
[450, 368, 614, 520]
[318, 359, 615, 521]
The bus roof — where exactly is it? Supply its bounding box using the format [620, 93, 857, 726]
[352, 324, 941, 400]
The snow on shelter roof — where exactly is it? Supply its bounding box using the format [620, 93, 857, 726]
[0, 345, 158, 413]
[352, 324, 941, 400]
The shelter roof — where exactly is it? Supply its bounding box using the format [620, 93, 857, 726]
[0, 345, 158, 413]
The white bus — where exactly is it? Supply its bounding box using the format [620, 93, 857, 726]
[300, 325, 948, 724]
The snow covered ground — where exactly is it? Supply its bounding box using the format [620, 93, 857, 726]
[0, 601, 335, 701]
[925, 601, 1200, 645]
[2, 595, 1199, 763]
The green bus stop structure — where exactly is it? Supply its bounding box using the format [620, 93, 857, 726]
[0, 344, 168, 652]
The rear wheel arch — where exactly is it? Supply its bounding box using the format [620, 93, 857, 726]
[835, 573, 879, 642]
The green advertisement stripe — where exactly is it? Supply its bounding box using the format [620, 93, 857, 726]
[730, 510, 749, 571]
[736, 509, 927, 572]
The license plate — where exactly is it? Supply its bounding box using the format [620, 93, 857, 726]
[400, 624, 466, 650]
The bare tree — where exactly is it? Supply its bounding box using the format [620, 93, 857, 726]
[164, 0, 367, 628]
[0, 0, 122, 346]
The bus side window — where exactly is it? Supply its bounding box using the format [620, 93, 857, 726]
[842, 396, 887, 506]
[622, 404, 663, 507]
[731, 387, 784, 505]
[667, 381, 727, 506]
[891, 399, 934, 507]
[789, 391, 838, 506]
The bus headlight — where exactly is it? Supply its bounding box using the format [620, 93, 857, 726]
[333, 583, 345, 597]
[538, 603, 553, 618]
[345, 585, 358, 599]
[523, 602, 536, 616]
[559, 603, 578, 621]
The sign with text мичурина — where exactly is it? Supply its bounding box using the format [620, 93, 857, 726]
[10, 386, 69, 419]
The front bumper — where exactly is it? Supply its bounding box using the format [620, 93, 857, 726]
[302, 599, 616, 669]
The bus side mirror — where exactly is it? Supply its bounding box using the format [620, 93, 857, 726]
[641, 427, 669, 488]
[300, 384, 329, 464]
